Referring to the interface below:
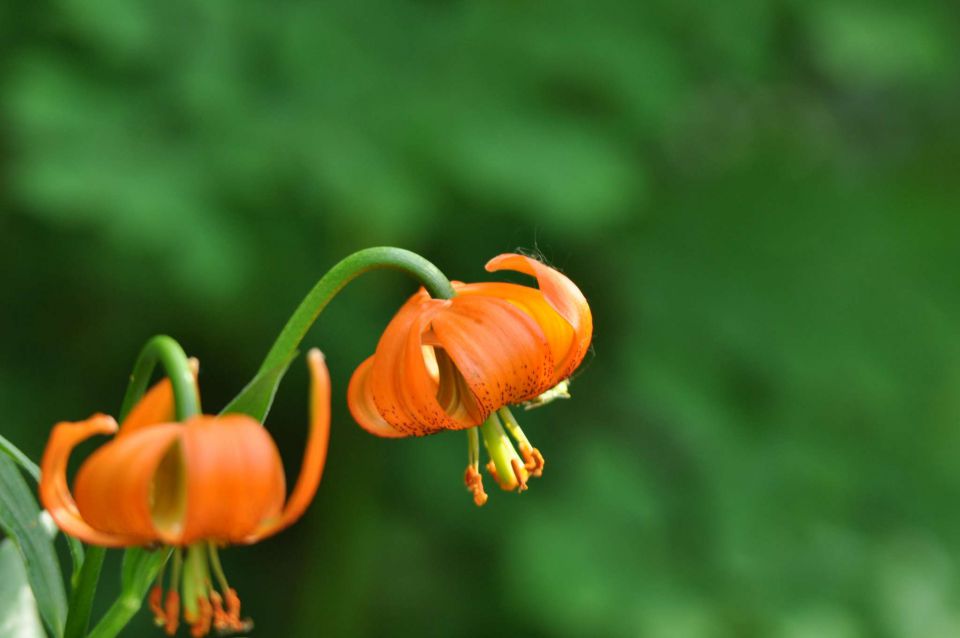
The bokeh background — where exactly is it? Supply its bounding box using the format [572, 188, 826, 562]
[3, 1, 960, 636]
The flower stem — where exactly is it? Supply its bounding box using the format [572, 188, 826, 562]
[118, 335, 201, 421]
[84, 593, 141, 638]
[258, 247, 455, 377]
[64, 336, 199, 638]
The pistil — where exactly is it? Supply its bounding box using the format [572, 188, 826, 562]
[479, 412, 529, 491]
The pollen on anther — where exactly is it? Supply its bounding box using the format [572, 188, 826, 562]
[510, 458, 528, 492]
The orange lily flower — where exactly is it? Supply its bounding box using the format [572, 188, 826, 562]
[348, 253, 592, 505]
[39, 350, 331, 637]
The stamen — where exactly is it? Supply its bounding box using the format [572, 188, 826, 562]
[464, 465, 488, 506]
[149, 586, 165, 626]
[150, 549, 170, 626]
[164, 548, 182, 636]
[463, 428, 488, 506]
[207, 543, 231, 595]
[498, 408, 545, 477]
[224, 588, 254, 633]
[163, 591, 180, 636]
[479, 412, 528, 491]
[519, 444, 545, 477]
[190, 596, 212, 638]
[510, 458, 528, 491]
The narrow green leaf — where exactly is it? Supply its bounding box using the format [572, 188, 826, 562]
[220, 350, 298, 422]
[85, 548, 170, 638]
[0, 432, 40, 482]
[0, 537, 47, 638]
[0, 433, 85, 582]
[0, 454, 67, 638]
[120, 547, 170, 596]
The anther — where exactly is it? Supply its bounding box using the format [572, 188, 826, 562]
[210, 591, 228, 631]
[224, 588, 253, 632]
[149, 586, 165, 626]
[464, 465, 488, 506]
[510, 459, 528, 491]
[163, 591, 180, 636]
[485, 460, 500, 484]
[519, 444, 545, 477]
[190, 596, 212, 638]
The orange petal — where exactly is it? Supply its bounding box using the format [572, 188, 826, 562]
[485, 254, 592, 380]
[74, 423, 183, 542]
[247, 349, 332, 542]
[455, 281, 575, 383]
[176, 415, 286, 545]
[431, 295, 555, 409]
[120, 358, 200, 437]
[348, 356, 408, 438]
[38, 414, 146, 547]
[368, 290, 469, 435]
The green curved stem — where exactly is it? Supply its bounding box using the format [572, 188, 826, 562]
[222, 248, 455, 421]
[84, 594, 139, 638]
[64, 336, 199, 638]
[259, 246, 455, 375]
[118, 335, 201, 421]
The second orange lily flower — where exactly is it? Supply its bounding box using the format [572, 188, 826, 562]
[348, 253, 592, 505]
[39, 350, 331, 637]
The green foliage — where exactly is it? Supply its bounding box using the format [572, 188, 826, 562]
[2, 0, 960, 636]
[0, 538, 47, 638]
[0, 456, 67, 638]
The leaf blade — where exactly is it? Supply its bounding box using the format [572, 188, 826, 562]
[220, 350, 298, 422]
[0, 454, 67, 638]
[0, 537, 47, 638]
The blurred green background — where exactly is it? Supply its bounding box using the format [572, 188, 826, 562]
[3, 1, 960, 636]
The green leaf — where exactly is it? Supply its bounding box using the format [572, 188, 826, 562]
[0, 454, 67, 638]
[0, 432, 41, 482]
[0, 433, 85, 580]
[0, 537, 47, 638]
[120, 547, 170, 597]
[85, 547, 170, 638]
[220, 350, 298, 422]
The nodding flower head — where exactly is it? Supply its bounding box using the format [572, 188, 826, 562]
[39, 350, 331, 636]
[348, 253, 592, 505]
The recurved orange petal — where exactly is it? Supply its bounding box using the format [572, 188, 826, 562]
[368, 290, 463, 435]
[248, 349, 333, 542]
[455, 281, 576, 383]
[176, 415, 286, 545]
[485, 254, 592, 380]
[348, 356, 407, 438]
[74, 423, 183, 542]
[39, 414, 147, 547]
[431, 295, 555, 409]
